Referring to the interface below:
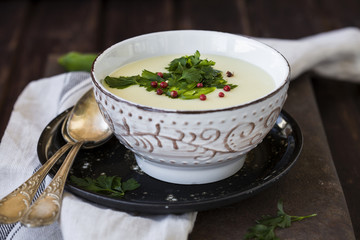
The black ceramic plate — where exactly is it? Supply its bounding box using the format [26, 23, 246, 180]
[37, 109, 302, 214]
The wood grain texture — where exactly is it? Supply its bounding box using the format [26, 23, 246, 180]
[0, 0, 359, 238]
[313, 78, 360, 238]
[0, 0, 101, 137]
[0, 1, 29, 136]
[102, 0, 173, 47]
[245, 0, 318, 38]
[175, 0, 244, 32]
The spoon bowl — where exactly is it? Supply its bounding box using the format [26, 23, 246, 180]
[62, 90, 112, 148]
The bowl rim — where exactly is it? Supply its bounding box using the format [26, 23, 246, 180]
[91, 30, 290, 114]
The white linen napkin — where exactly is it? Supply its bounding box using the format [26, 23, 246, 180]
[260, 27, 360, 82]
[0, 27, 359, 240]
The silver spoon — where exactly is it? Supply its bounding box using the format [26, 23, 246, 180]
[20, 89, 112, 227]
[0, 89, 112, 226]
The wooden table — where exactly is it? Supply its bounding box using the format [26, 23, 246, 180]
[1, 0, 359, 239]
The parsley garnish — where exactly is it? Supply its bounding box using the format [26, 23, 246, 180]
[244, 200, 317, 240]
[70, 174, 140, 197]
[104, 51, 237, 99]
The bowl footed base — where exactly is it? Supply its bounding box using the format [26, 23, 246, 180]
[135, 154, 247, 185]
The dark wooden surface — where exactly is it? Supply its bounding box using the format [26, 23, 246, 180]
[1, 0, 359, 239]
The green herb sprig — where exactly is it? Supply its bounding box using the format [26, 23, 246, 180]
[104, 51, 237, 99]
[244, 200, 317, 240]
[58, 52, 97, 72]
[70, 174, 140, 197]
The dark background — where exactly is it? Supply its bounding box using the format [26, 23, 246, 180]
[1, 0, 359, 239]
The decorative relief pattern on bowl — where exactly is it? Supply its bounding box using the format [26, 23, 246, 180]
[94, 83, 288, 167]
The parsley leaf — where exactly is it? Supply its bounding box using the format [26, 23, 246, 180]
[141, 69, 162, 81]
[104, 51, 237, 100]
[58, 52, 97, 72]
[122, 178, 141, 192]
[70, 174, 140, 197]
[104, 76, 139, 89]
[244, 200, 317, 240]
[180, 67, 203, 83]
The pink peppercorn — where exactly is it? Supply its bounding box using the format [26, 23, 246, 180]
[218, 92, 225, 97]
[160, 81, 168, 88]
[151, 81, 158, 88]
[157, 72, 164, 78]
[170, 90, 178, 98]
[223, 85, 231, 92]
[197, 83, 203, 88]
[156, 88, 163, 95]
[199, 94, 207, 101]
[226, 71, 233, 77]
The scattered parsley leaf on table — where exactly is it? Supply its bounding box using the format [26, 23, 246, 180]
[244, 200, 317, 240]
[58, 52, 97, 72]
[70, 174, 140, 197]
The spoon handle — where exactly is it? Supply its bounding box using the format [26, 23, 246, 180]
[20, 142, 83, 227]
[0, 142, 73, 224]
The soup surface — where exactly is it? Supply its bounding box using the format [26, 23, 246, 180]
[103, 54, 275, 110]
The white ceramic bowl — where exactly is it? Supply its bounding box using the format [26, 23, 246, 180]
[91, 30, 290, 184]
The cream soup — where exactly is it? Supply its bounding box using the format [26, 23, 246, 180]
[103, 54, 275, 110]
